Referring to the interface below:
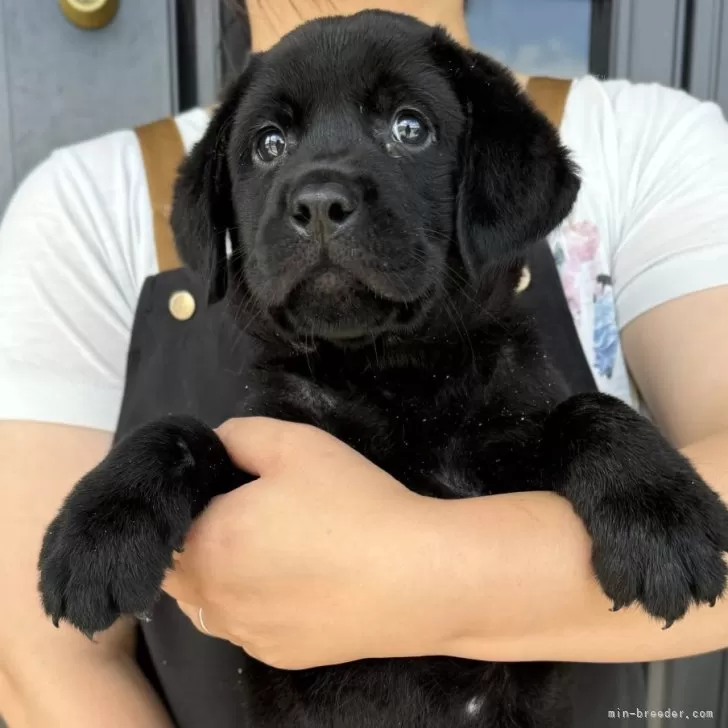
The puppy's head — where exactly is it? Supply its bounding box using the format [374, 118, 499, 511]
[172, 10, 579, 346]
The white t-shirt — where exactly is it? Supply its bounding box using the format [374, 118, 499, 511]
[2, 75, 728, 432]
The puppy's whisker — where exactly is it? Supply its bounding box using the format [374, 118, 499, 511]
[220, 292, 263, 378]
[227, 286, 264, 359]
[230, 284, 258, 326]
[407, 246, 477, 303]
[304, 327, 315, 377]
[440, 287, 476, 363]
[375, 266, 417, 304]
[409, 248, 511, 336]
[371, 333, 380, 368]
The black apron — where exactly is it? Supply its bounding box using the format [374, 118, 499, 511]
[115, 240, 648, 728]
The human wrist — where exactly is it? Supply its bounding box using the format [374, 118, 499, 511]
[407, 495, 498, 657]
[402, 491, 610, 663]
[364, 491, 492, 660]
[381, 491, 594, 662]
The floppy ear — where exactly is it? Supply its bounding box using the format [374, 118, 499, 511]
[171, 57, 258, 303]
[430, 30, 581, 277]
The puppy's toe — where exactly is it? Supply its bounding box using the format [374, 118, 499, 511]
[38, 485, 190, 637]
[39, 512, 120, 636]
[591, 478, 728, 625]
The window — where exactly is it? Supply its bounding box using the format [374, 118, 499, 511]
[466, 0, 597, 78]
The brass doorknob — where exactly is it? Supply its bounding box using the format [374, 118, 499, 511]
[59, 0, 119, 30]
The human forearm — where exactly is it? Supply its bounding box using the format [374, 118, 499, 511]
[420, 430, 728, 664]
[1, 650, 173, 728]
[154, 417, 728, 670]
[0, 422, 171, 727]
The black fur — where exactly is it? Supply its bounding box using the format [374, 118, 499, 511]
[39, 11, 728, 727]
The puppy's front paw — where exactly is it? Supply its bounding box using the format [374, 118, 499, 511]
[38, 415, 235, 637]
[38, 482, 188, 637]
[546, 393, 728, 628]
[590, 470, 728, 627]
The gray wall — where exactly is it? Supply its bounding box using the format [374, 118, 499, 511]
[688, 0, 728, 110]
[604, 2, 728, 725]
[0, 0, 12, 215]
[0, 0, 178, 215]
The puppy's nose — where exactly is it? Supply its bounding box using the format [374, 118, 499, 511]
[289, 183, 358, 239]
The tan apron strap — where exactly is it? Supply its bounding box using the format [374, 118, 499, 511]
[525, 76, 572, 129]
[135, 118, 186, 273]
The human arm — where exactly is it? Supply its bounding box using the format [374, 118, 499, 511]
[0, 422, 173, 728]
[162, 395, 728, 670]
[439, 81, 728, 662]
[0, 143, 173, 723]
[433, 285, 728, 664]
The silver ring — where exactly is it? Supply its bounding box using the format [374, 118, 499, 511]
[198, 606, 211, 635]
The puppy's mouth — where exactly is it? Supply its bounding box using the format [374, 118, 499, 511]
[270, 266, 430, 344]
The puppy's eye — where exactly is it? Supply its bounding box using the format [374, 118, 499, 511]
[392, 111, 430, 146]
[256, 129, 287, 162]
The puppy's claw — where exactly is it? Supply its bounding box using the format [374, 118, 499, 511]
[662, 619, 674, 630]
[709, 598, 717, 608]
[609, 602, 622, 613]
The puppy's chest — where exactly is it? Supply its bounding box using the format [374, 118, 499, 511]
[260, 372, 495, 499]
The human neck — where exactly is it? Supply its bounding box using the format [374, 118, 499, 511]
[245, 1, 529, 89]
[246, 0, 471, 51]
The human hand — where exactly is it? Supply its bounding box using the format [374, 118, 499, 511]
[162, 417, 452, 670]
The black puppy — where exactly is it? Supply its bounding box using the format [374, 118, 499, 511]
[39, 11, 728, 728]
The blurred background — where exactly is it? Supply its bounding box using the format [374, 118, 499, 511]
[0, 1, 727, 725]
[1, 0, 727, 218]
[468, 0, 594, 78]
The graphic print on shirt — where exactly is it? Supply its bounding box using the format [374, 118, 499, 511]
[550, 220, 621, 389]
[593, 273, 619, 379]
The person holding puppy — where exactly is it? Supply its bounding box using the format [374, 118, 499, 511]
[2, 1, 728, 727]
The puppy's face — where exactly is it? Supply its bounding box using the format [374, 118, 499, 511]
[173, 11, 580, 346]
[230, 23, 462, 342]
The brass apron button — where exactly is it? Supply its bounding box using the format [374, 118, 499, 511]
[59, 0, 120, 30]
[168, 290, 196, 321]
[515, 265, 532, 294]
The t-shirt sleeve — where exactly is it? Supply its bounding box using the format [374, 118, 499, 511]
[0, 131, 158, 431]
[604, 81, 728, 328]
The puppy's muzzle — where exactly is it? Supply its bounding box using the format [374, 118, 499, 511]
[257, 161, 438, 341]
[289, 180, 359, 244]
